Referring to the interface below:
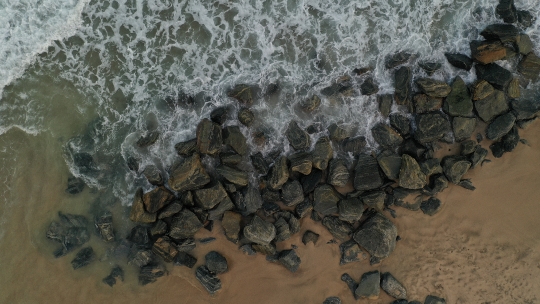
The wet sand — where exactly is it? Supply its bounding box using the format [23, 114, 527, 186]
[1, 121, 540, 303]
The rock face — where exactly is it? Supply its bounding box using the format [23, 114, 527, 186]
[381, 272, 407, 299]
[442, 156, 471, 184]
[378, 94, 393, 117]
[130, 188, 157, 223]
[394, 66, 412, 107]
[372, 123, 403, 148]
[196, 118, 222, 155]
[453, 117, 477, 142]
[238, 108, 255, 127]
[353, 213, 397, 259]
[354, 154, 383, 191]
[169, 209, 203, 239]
[143, 165, 163, 186]
[223, 126, 248, 155]
[286, 121, 311, 150]
[228, 84, 253, 106]
[444, 76, 472, 117]
[244, 215, 276, 245]
[196, 265, 222, 294]
[474, 90, 508, 123]
[355, 271, 381, 299]
[175, 138, 198, 156]
[389, 114, 411, 136]
[415, 78, 451, 97]
[444, 53, 473, 71]
[143, 187, 174, 214]
[470, 40, 506, 64]
[323, 216, 353, 241]
[486, 112, 516, 140]
[399, 154, 427, 190]
[205, 251, 228, 274]
[328, 159, 350, 187]
[314, 185, 340, 215]
[267, 156, 289, 190]
[216, 165, 249, 187]
[420, 197, 442, 216]
[518, 52, 540, 82]
[71, 247, 95, 269]
[312, 137, 333, 170]
[414, 112, 451, 143]
[278, 249, 301, 272]
[168, 154, 211, 192]
[476, 63, 513, 90]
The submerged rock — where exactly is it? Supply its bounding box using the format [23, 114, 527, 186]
[518, 53, 540, 83]
[341, 136, 367, 155]
[386, 52, 412, 69]
[139, 264, 167, 286]
[353, 213, 397, 259]
[496, 0, 518, 23]
[71, 247, 95, 269]
[102, 266, 124, 287]
[300, 95, 322, 112]
[360, 77, 379, 95]
[129, 188, 157, 224]
[238, 108, 255, 127]
[480, 23, 520, 43]
[66, 176, 85, 194]
[420, 197, 442, 216]
[137, 131, 160, 148]
[419, 62, 441, 75]
[94, 211, 114, 242]
[323, 297, 342, 304]
[453, 117, 477, 142]
[168, 153, 211, 192]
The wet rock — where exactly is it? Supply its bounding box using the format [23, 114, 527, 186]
[360, 77, 379, 95]
[267, 156, 289, 190]
[496, 0, 517, 23]
[442, 156, 471, 184]
[281, 211, 300, 235]
[507, 78, 520, 99]
[386, 52, 412, 69]
[425, 295, 447, 304]
[355, 270, 381, 300]
[314, 185, 340, 215]
[323, 216, 353, 241]
[430, 174, 449, 195]
[251, 152, 269, 175]
[516, 34, 533, 55]
[419, 62, 442, 75]
[300, 95, 322, 112]
[152, 236, 178, 262]
[130, 188, 157, 224]
[378, 152, 402, 180]
[518, 53, 540, 83]
[420, 197, 442, 216]
[302, 230, 319, 245]
[215, 165, 249, 187]
[228, 84, 253, 106]
[472, 80, 494, 101]
[207, 196, 234, 220]
[399, 154, 427, 190]
[328, 123, 348, 142]
[223, 126, 248, 156]
[66, 176, 85, 194]
[444, 53, 473, 71]
[150, 220, 167, 237]
[143, 186, 174, 214]
[470, 40, 506, 64]
[169, 209, 203, 239]
[196, 118, 222, 155]
[210, 106, 229, 125]
[244, 215, 276, 245]
[137, 131, 160, 148]
[461, 140, 477, 155]
[354, 154, 383, 191]
[142, 165, 163, 186]
[168, 154, 211, 192]
[127, 156, 140, 173]
[470, 147, 488, 169]
[490, 141, 505, 158]
[457, 179, 476, 190]
[517, 10, 534, 27]
[378, 94, 393, 117]
[95, 211, 114, 242]
[282, 180, 304, 207]
[74, 152, 97, 173]
[486, 112, 516, 140]
[453, 117, 477, 142]
[102, 266, 124, 287]
[480, 23, 519, 43]
[381, 272, 407, 299]
[361, 191, 387, 210]
[174, 252, 197, 268]
[296, 199, 313, 218]
[194, 182, 228, 210]
[444, 76, 472, 117]
[394, 66, 412, 107]
[286, 121, 311, 151]
[415, 78, 451, 98]
[205, 251, 228, 274]
[253, 243, 277, 256]
[289, 152, 312, 175]
[139, 264, 167, 285]
[414, 112, 451, 144]
[401, 138, 426, 160]
[340, 240, 364, 265]
[353, 213, 397, 259]
[128, 225, 150, 246]
[174, 138, 198, 156]
[339, 198, 364, 223]
[414, 94, 443, 113]
[71, 247, 95, 269]
[238, 108, 255, 127]
[475, 90, 508, 123]
[341, 136, 367, 155]
[323, 297, 341, 304]
[328, 159, 349, 187]
[312, 137, 333, 170]
[158, 202, 182, 220]
[475, 63, 513, 90]
[389, 114, 411, 136]
[301, 169, 323, 194]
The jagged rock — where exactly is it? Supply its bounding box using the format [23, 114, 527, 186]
[215, 165, 249, 187]
[152, 236, 178, 262]
[142, 165, 163, 186]
[228, 84, 253, 106]
[339, 198, 364, 223]
[361, 191, 386, 210]
[517, 34, 533, 55]
[502, 126, 520, 152]
[244, 215, 276, 245]
[302, 230, 319, 245]
[511, 99, 540, 120]
[66, 176, 85, 194]
[220, 152, 242, 166]
[238, 108, 255, 127]
[518, 10, 534, 27]
[420, 197, 442, 216]
[312, 137, 333, 170]
[389, 114, 411, 136]
[95, 211, 114, 242]
[313, 185, 340, 215]
[196, 265, 221, 294]
[470, 147, 488, 169]
[169, 209, 203, 239]
[300, 95, 322, 112]
[139, 264, 167, 285]
[296, 199, 313, 218]
[355, 270, 381, 299]
[289, 152, 312, 175]
[323, 216, 353, 241]
[378, 94, 393, 117]
[143, 186, 174, 214]
[461, 140, 477, 155]
[158, 202, 182, 220]
[496, 0, 517, 23]
[481, 23, 519, 43]
[328, 159, 349, 187]
[476, 63, 513, 90]
[129, 250, 154, 268]
[102, 266, 124, 287]
[470, 40, 506, 64]
[130, 188, 157, 224]
[281, 180, 304, 207]
[490, 141, 505, 158]
[194, 183, 228, 210]
[241, 186, 263, 215]
[354, 154, 383, 191]
[174, 252, 197, 268]
[71, 247, 95, 269]
[176, 238, 196, 252]
[381, 272, 407, 299]
[420, 158, 443, 176]
[425, 295, 447, 304]
[401, 138, 426, 160]
[137, 131, 159, 148]
[414, 112, 451, 144]
[444, 76, 472, 117]
[486, 112, 516, 140]
[150, 220, 167, 237]
[341, 273, 359, 299]
[196, 118, 222, 155]
[174, 138, 198, 156]
[340, 240, 365, 265]
[378, 152, 402, 180]
[205, 251, 228, 274]
[453, 117, 477, 141]
[399, 154, 427, 190]
[267, 156, 289, 190]
[473, 80, 495, 101]
[394, 66, 412, 107]
[475, 90, 508, 123]
[274, 217, 291, 242]
[128, 225, 150, 246]
[414, 94, 443, 113]
[251, 152, 269, 175]
[341, 136, 367, 155]
[278, 249, 301, 272]
[442, 156, 471, 184]
[208, 196, 234, 220]
[360, 77, 379, 95]
[458, 179, 476, 190]
[415, 78, 451, 98]
[444, 53, 473, 71]
[168, 154, 210, 192]
[328, 123, 348, 142]
[518, 53, 540, 83]
[286, 121, 311, 150]
[301, 169, 323, 194]
[323, 297, 342, 304]
[430, 174, 449, 195]
[223, 126, 248, 155]
[507, 78, 520, 99]
[221, 211, 242, 243]
[353, 213, 397, 259]
[253, 243, 277, 256]
[210, 106, 229, 125]
[386, 52, 412, 69]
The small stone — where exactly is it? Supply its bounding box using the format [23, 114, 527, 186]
[323, 297, 341, 304]
[354, 154, 383, 191]
[460, 140, 477, 155]
[502, 126, 520, 153]
[430, 175, 449, 195]
[302, 230, 319, 245]
[210, 106, 229, 125]
[242, 186, 263, 215]
[355, 270, 381, 299]
[442, 156, 471, 184]
[496, 0, 518, 23]
[205, 251, 228, 274]
[444, 53, 473, 71]
[150, 220, 167, 237]
[361, 191, 386, 210]
[238, 108, 255, 127]
[176, 238, 196, 253]
[274, 217, 291, 242]
[169, 209, 203, 239]
[195, 265, 221, 294]
[267, 156, 289, 190]
[381, 272, 407, 299]
[457, 179, 476, 190]
[341, 273, 359, 299]
[102, 266, 124, 287]
[244, 215, 276, 245]
[338, 198, 364, 223]
[221, 211, 242, 243]
[168, 153, 211, 192]
[486, 112, 516, 140]
[353, 213, 397, 259]
[377, 94, 393, 117]
[453, 117, 477, 142]
[323, 216, 353, 241]
[399, 154, 427, 190]
[71, 247, 95, 269]
[278, 249, 301, 272]
[139, 264, 167, 286]
[518, 10, 534, 27]
[286, 121, 311, 150]
[312, 137, 333, 170]
[129, 250, 154, 268]
[314, 185, 340, 215]
[174, 252, 197, 268]
[425, 295, 447, 304]
[420, 197, 442, 216]
[470, 147, 488, 169]
[415, 78, 451, 97]
[296, 199, 313, 218]
[282, 180, 304, 207]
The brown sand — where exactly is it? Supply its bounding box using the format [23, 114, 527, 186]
[1, 121, 540, 304]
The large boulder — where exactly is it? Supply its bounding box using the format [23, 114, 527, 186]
[486, 112, 516, 140]
[174, 138, 198, 156]
[470, 40, 506, 64]
[338, 198, 364, 223]
[313, 185, 340, 215]
[394, 66, 412, 107]
[372, 123, 403, 148]
[414, 94, 443, 113]
[353, 213, 397, 259]
[354, 154, 383, 191]
[222, 126, 248, 155]
[243, 215, 276, 245]
[168, 154, 211, 192]
[242, 186, 264, 215]
[518, 53, 540, 82]
[414, 112, 451, 143]
[475, 63, 513, 90]
[377, 152, 402, 180]
[328, 158, 350, 187]
[46, 212, 90, 257]
[143, 165, 163, 186]
[196, 118, 222, 155]
[472, 80, 494, 101]
[415, 78, 451, 97]
[169, 209, 203, 239]
[71, 247, 95, 269]
[399, 154, 427, 190]
[444, 76, 472, 117]
[389, 113, 411, 136]
[378, 94, 393, 117]
[341, 136, 367, 155]
[286, 121, 311, 150]
[474, 90, 508, 123]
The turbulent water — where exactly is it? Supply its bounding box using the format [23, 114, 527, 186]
[1, 0, 540, 210]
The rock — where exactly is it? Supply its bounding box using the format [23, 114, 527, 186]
[360, 77, 379, 95]
[95, 211, 114, 242]
[414, 112, 451, 144]
[476, 63, 513, 90]
[461, 140, 477, 155]
[473, 80, 495, 101]
[128, 225, 150, 246]
[296, 199, 313, 218]
[480, 23, 519, 43]
[378, 94, 393, 117]
[430, 174, 449, 195]
[74, 152, 97, 173]
[453, 117, 477, 141]
[222, 126, 248, 155]
[302, 230, 319, 245]
[242, 186, 263, 215]
[458, 179, 476, 190]
[502, 126, 520, 152]
[150, 220, 167, 237]
[195, 265, 221, 294]
[209, 107, 229, 126]
[399, 154, 427, 190]
[341, 136, 367, 155]
[517, 34, 533, 55]
[143, 186, 175, 214]
[238, 108, 255, 127]
[389, 114, 411, 136]
[278, 249, 301, 272]
[228, 84, 253, 106]
[511, 99, 540, 120]
[289, 152, 312, 175]
[339, 198, 364, 223]
[66, 176, 85, 194]
[312, 137, 333, 170]
[486, 112, 516, 140]
[221, 211, 242, 243]
[361, 191, 386, 210]
[313, 185, 340, 215]
[401, 138, 426, 160]
[176, 238, 196, 253]
[419, 62, 442, 75]
[286, 121, 311, 150]
[353, 213, 397, 259]
[490, 141, 505, 158]
[130, 188, 157, 224]
[355, 270, 381, 300]
[475, 90, 508, 123]
[281, 180, 304, 206]
[425, 295, 446, 304]
[323, 216, 353, 241]
[386, 52, 412, 69]
[420, 158, 443, 176]
[394, 66, 412, 107]
[323, 297, 342, 304]
[507, 78, 520, 99]
[301, 169, 323, 194]
[142, 165, 163, 186]
[517, 117, 538, 129]
[470, 147, 488, 169]
[444, 53, 473, 71]
[470, 40, 506, 64]
[518, 53, 540, 83]
[328, 123, 348, 142]
[152, 236, 178, 262]
[377, 152, 401, 180]
[196, 118, 222, 155]
[381, 272, 407, 299]
[215, 165, 249, 187]
[194, 183, 228, 210]
[174, 138, 198, 156]
[420, 197, 442, 216]
[169, 209, 203, 239]
[274, 217, 291, 242]
[137, 131, 160, 148]
[442, 156, 471, 184]
[71, 247, 95, 269]
[139, 264, 167, 285]
[328, 159, 349, 187]
[102, 266, 124, 287]
[244, 215, 276, 245]
[253, 243, 277, 256]
[251, 152, 269, 175]
[413, 94, 443, 114]
[517, 10, 534, 27]
[168, 154, 211, 192]
[354, 154, 383, 191]
[220, 152, 242, 166]
[444, 76, 472, 117]
[205, 251, 228, 274]
[300, 95, 322, 112]
[174, 252, 197, 268]
[496, 0, 517, 23]
[341, 273, 359, 299]
[340, 240, 365, 265]
[267, 156, 289, 190]
[415, 78, 451, 98]
[158, 202, 182, 220]
[128, 250, 154, 268]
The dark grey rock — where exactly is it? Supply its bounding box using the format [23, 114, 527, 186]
[243, 186, 263, 215]
[296, 199, 313, 218]
[238, 107, 255, 127]
[66, 176, 85, 194]
[361, 191, 386, 210]
[486, 112, 516, 140]
[194, 182, 228, 210]
[496, 0, 518, 23]
[73, 152, 97, 173]
[444, 76, 472, 117]
[419, 62, 442, 76]
[516, 34, 533, 55]
[381, 272, 407, 299]
[341, 136, 367, 155]
[286, 121, 311, 150]
[355, 270, 381, 299]
[244, 215, 276, 245]
[46, 212, 90, 257]
[470, 40, 506, 64]
[278, 249, 301, 272]
[490, 141, 505, 158]
[152, 236, 178, 262]
[430, 175, 449, 195]
[322, 216, 353, 241]
[457, 179, 476, 190]
[340, 240, 364, 265]
[312, 136, 333, 170]
[207, 196, 234, 220]
[353, 213, 397, 259]
[517, 10, 534, 27]
[323, 297, 341, 304]
[102, 266, 124, 287]
[480, 23, 519, 43]
[314, 185, 340, 215]
[425, 295, 446, 304]
[386, 52, 412, 69]
[453, 117, 477, 142]
[253, 243, 277, 256]
[442, 156, 471, 184]
[390, 114, 411, 136]
[401, 138, 426, 160]
[475, 90, 508, 123]
[420, 197, 442, 216]
[399, 154, 427, 190]
[137, 131, 159, 148]
[210, 106, 229, 125]
[472, 80, 495, 101]
[94, 211, 114, 242]
[511, 98, 540, 120]
[196, 118, 222, 155]
[216, 165, 249, 187]
[251, 152, 269, 175]
[338, 198, 364, 223]
[282, 180, 304, 206]
[150, 220, 167, 237]
[302, 230, 319, 245]
[394, 66, 412, 107]
[228, 84, 253, 106]
[415, 78, 451, 98]
[205, 251, 228, 274]
[300, 95, 322, 112]
[414, 94, 443, 113]
[354, 154, 383, 191]
[143, 165, 163, 186]
[267, 156, 289, 190]
[169, 209, 203, 239]
[476, 63, 513, 90]
[142, 186, 174, 214]
[158, 202, 182, 220]
[129, 250, 154, 268]
[220, 152, 242, 167]
[461, 140, 477, 155]
[378, 153, 402, 180]
[240, 244, 256, 255]
[195, 265, 221, 294]
[420, 158, 443, 176]
[360, 77, 379, 95]
[223, 126, 248, 155]
[341, 273, 359, 300]
[372, 123, 404, 148]
[378, 94, 393, 117]
[71, 247, 95, 269]
[274, 217, 291, 242]
[128, 225, 150, 246]
[174, 252, 197, 268]
[470, 147, 488, 169]
[301, 169, 323, 194]
[502, 126, 520, 153]
[328, 123, 348, 142]
[139, 264, 167, 285]
[174, 138, 198, 156]
[444, 53, 473, 71]
[414, 112, 451, 144]
[168, 153, 211, 192]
